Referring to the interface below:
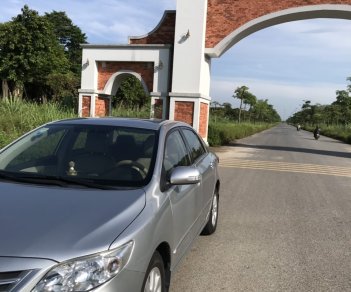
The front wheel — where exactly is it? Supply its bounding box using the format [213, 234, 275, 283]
[201, 190, 219, 235]
[142, 251, 166, 292]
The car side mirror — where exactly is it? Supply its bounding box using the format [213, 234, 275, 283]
[169, 166, 201, 185]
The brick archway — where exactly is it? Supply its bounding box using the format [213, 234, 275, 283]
[98, 62, 154, 94]
[170, 0, 351, 142]
[79, 43, 171, 119]
[205, 2, 351, 57]
[101, 71, 150, 96]
[80, 1, 351, 142]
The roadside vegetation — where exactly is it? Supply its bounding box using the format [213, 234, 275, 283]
[287, 80, 351, 144]
[0, 6, 85, 103]
[208, 86, 281, 146]
[0, 100, 152, 148]
[208, 120, 276, 146]
[0, 98, 279, 148]
[0, 101, 75, 147]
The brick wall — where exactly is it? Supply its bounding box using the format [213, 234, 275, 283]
[95, 96, 110, 117]
[97, 62, 154, 93]
[174, 101, 194, 126]
[199, 102, 209, 138]
[129, 11, 176, 45]
[206, 0, 351, 48]
[82, 96, 91, 117]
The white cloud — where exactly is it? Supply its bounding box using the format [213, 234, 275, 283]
[0, 0, 176, 43]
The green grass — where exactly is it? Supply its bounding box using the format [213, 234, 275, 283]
[302, 124, 351, 144]
[208, 119, 277, 146]
[111, 105, 150, 119]
[0, 101, 151, 148]
[0, 101, 76, 148]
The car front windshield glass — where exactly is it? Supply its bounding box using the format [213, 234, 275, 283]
[0, 124, 157, 187]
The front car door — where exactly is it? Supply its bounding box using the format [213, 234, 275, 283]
[161, 129, 202, 266]
[180, 128, 216, 229]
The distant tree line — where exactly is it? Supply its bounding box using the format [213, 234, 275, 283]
[210, 85, 281, 123]
[287, 77, 351, 127]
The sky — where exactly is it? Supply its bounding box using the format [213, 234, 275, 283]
[1, 0, 351, 120]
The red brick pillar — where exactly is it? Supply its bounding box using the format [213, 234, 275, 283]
[199, 102, 209, 139]
[80, 95, 92, 117]
[95, 96, 111, 117]
[169, 94, 210, 142]
[78, 93, 111, 117]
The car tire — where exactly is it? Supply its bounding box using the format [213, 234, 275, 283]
[201, 190, 219, 235]
[142, 251, 166, 292]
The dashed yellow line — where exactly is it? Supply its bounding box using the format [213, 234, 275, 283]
[219, 159, 351, 178]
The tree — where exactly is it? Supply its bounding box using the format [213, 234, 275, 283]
[44, 11, 87, 75]
[114, 75, 149, 108]
[333, 90, 351, 125]
[211, 101, 221, 108]
[243, 91, 257, 122]
[251, 99, 281, 123]
[0, 5, 69, 100]
[233, 85, 249, 123]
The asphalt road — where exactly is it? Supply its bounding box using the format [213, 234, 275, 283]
[170, 123, 351, 292]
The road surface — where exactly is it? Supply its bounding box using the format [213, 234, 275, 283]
[170, 123, 351, 292]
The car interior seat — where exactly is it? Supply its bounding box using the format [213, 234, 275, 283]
[71, 131, 113, 176]
[136, 135, 155, 173]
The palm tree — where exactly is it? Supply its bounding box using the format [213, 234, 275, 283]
[245, 92, 257, 122]
[233, 85, 249, 123]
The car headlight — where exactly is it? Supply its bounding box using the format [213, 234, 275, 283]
[32, 241, 134, 292]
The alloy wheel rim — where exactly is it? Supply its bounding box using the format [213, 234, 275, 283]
[144, 267, 162, 292]
[211, 194, 218, 226]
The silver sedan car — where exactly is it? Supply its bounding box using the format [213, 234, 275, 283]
[0, 118, 220, 292]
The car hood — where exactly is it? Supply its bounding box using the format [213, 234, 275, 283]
[0, 181, 145, 262]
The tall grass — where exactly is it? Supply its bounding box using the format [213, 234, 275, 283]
[303, 124, 351, 144]
[0, 101, 152, 148]
[0, 101, 76, 148]
[111, 105, 150, 119]
[208, 119, 277, 146]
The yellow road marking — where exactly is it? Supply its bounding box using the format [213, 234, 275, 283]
[219, 159, 351, 178]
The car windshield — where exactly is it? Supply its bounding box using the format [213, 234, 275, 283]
[0, 124, 158, 187]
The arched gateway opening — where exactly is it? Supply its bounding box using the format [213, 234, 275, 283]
[79, 0, 351, 142]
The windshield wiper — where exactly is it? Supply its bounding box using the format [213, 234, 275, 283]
[0, 170, 20, 181]
[0, 171, 114, 190]
[55, 176, 115, 190]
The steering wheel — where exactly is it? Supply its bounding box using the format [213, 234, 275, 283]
[115, 160, 148, 178]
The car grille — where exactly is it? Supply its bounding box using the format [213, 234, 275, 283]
[0, 270, 30, 292]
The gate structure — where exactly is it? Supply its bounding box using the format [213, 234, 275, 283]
[79, 0, 351, 142]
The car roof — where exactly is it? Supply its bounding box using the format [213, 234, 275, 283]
[49, 117, 189, 131]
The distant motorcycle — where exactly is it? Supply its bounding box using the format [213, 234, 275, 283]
[297, 124, 301, 131]
[313, 127, 320, 140]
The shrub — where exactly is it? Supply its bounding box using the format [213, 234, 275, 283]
[207, 120, 276, 146]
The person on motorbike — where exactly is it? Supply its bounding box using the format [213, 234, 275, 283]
[313, 126, 320, 139]
[297, 124, 301, 131]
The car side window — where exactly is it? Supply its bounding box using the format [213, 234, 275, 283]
[181, 129, 206, 163]
[163, 130, 190, 176]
